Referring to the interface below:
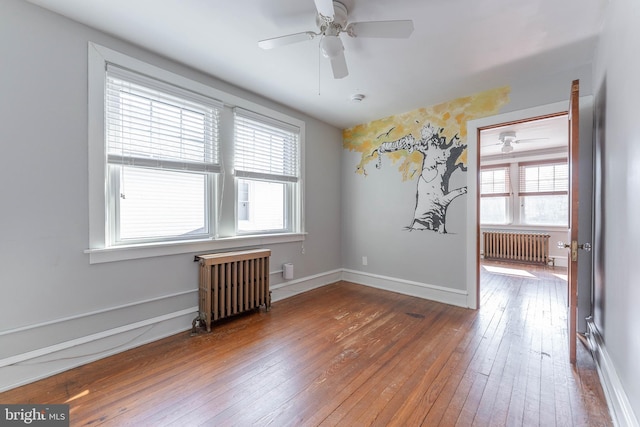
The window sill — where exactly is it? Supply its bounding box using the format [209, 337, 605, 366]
[85, 233, 306, 264]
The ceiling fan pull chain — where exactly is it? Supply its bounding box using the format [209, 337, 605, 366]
[318, 41, 321, 96]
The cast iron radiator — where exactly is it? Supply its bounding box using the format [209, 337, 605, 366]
[483, 231, 550, 265]
[195, 249, 271, 332]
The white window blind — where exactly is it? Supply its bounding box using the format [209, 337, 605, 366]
[233, 108, 299, 182]
[106, 64, 222, 173]
[519, 161, 568, 195]
[105, 64, 223, 244]
[480, 165, 510, 197]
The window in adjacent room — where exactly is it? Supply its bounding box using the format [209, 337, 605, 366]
[519, 161, 568, 226]
[480, 164, 511, 225]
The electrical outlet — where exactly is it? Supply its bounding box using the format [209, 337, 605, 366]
[362, 256, 368, 266]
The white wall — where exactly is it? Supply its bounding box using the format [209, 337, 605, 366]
[591, 0, 640, 424]
[0, 0, 343, 391]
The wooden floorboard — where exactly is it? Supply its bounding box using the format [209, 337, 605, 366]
[0, 262, 612, 426]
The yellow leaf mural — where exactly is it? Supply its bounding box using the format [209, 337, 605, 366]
[343, 86, 510, 180]
[343, 86, 510, 233]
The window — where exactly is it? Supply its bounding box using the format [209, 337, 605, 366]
[234, 109, 300, 234]
[519, 161, 568, 226]
[480, 165, 510, 224]
[480, 159, 568, 227]
[88, 43, 304, 262]
[105, 65, 221, 245]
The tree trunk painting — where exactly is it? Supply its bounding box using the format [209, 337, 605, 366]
[343, 86, 511, 235]
[377, 123, 466, 233]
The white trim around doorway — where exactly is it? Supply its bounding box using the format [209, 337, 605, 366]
[465, 101, 569, 309]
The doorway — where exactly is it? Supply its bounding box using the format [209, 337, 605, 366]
[478, 114, 569, 271]
[465, 101, 571, 309]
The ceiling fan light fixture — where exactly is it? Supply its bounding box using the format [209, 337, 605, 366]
[501, 141, 514, 153]
[320, 35, 343, 58]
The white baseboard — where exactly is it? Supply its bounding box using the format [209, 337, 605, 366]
[342, 269, 469, 308]
[0, 308, 196, 393]
[550, 255, 568, 268]
[480, 255, 569, 268]
[0, 267, 468, 393]
[271, 269, 342, 302]
[587, 320, 640, 427]
[273, 268, 469, 308]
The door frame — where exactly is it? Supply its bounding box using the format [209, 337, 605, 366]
[465, 101, 569, 309]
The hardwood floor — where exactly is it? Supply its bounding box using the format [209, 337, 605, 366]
[0, 262, 612, 426]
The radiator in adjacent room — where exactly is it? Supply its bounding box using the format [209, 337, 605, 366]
[483, 231, 550, 265]
[195, 249, 271, 332]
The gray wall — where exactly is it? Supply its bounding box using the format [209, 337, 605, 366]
[0, 0, 342, 390]
[4, 4, 636, 420]
[592, 0, 640, 418]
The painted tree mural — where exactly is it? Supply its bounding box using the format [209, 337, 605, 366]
[343, 86, 510, 234]
[377, 123, 466, 232]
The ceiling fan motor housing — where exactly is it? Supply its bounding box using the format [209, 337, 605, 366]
[316, 1, 349, 32]
[499, 131, 517, 143]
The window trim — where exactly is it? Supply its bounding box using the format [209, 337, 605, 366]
[87, 43, 305, 264]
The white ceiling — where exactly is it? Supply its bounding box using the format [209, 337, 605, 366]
[480, 114, 568, 159]
[25, 0, 606, 129]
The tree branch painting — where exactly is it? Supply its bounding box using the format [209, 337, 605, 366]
[343, 87, 510, 234]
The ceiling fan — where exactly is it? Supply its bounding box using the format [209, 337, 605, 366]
[498, 131, 549, 153]
[258, 0, 414, 79]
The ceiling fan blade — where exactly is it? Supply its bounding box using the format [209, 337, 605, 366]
[514, 137, 550, 144]
[258, 31, 316, 49]
[330, 49, 348, 79]
[347, 20, 414, 38]
[314, 0, 335, 20]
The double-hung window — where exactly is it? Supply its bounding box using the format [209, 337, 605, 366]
[88, 43, 304, 262]
[480, 165, 511, 224]
[519, 161, 568, 226]
[233, 109, 300, 233]
[105, 65, 222, 245]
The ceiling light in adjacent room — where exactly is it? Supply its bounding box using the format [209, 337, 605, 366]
[501, 140, 514, 153]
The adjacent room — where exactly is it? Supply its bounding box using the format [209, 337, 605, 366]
[1, 0, 639, 425]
